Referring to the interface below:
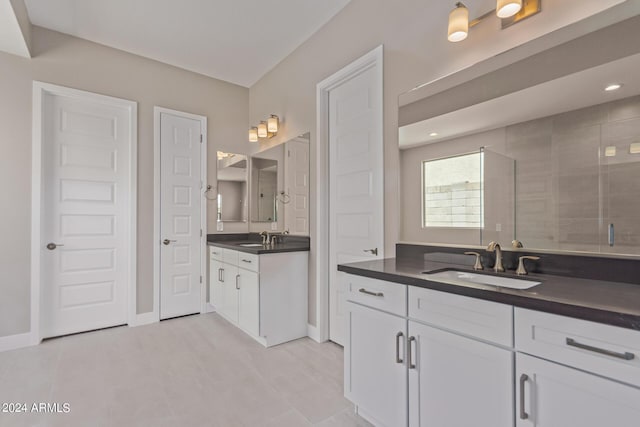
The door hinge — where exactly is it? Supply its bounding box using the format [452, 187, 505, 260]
[200, 229, 203, 237]
[200, 134, 203, 143]
[200, 275, 203, 283]
[288, 149, 291, 157]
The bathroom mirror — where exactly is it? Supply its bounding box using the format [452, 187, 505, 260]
[398, 16, 640, 255]
[216, 151, 248, 222]
[249, 133, 310, 234]
[251, 156, 280, 222]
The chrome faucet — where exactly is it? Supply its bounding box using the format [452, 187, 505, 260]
[486, 241, 505, 272]
[260, 231, 269, 245]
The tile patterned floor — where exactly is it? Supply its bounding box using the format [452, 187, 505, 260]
[0, 313, 372, 427]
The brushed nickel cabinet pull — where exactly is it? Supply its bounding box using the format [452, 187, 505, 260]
[218, 268, 222, 282]
[519, 374, 529, 420]
[395, 332, 404, 364]
[363, 248, 378, 256]
[566, 338, 634, 360]
[408, 336, 416, 369]
[241, 259, 252, 263]
[220, 268, 225, 283]
[358, 288, 383, 297]
[235, 274, 240, 290]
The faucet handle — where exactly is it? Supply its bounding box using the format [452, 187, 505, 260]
[516, 256, 540, 276]
[464, 252, 484, 271]
[512, 240, 524, 248]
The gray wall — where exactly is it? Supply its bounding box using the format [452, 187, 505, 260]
[0, 26, 249, 338]
[247, 0, 634, 326]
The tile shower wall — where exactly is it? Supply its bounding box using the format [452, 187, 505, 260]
[400, 95, 640, 255]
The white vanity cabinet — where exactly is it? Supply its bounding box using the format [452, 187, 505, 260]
[344, 274, 513, 427]
[515, 308, 640, 426]
[407, 287, 514, 427]
[208, 246, 308, 347]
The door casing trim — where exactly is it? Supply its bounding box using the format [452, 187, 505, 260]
[31, 81, 138, 344]
[153, 107, 208, 322]
[315, 45, 384, 343]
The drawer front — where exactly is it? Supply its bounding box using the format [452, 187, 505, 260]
[210, 246, 224, 261]
[409, 287, 513, 347]
[345, 274, 407, 317]
[515, 308, 640, 387]
[237, 252, 259, 272]
[223, 248, 239, 265]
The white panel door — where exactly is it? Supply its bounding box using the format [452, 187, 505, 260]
[285, 137, 310, 235]
[516, 353, 640, 426]
[41, 90, 134, 338]
[329, 65, 384, 345]
[160, 112, 202, 319]
[345, 302, 407, 427]
[408, 321, 513, 427]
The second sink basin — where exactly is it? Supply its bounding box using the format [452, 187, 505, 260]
[238, 243, 264, 247]
[424, 269, 541, 290]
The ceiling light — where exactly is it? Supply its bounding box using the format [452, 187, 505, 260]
[249, 127, 258, 142]
[267, 115, 279, 133]
[605, 84, 622, 92]
[496, 0, 522, 18]
[448, 3, 469, 43]
[430, 132, 439, 137]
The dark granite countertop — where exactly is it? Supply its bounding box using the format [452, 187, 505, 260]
[338, 257, 640, 331]
[207, 240, 309, 255]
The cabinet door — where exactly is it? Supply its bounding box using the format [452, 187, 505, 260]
[345, 302, 407, 427]
[516, 353, 640, 426]
[220, 264, 239, 323]
[209, 259, 225, 310]
[238, 268, 260, 337]
[408, 321, 513, 427]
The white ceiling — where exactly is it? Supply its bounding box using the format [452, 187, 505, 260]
[0, 0, 30, 57]
[399, 53, 640, 149]
[24, 0, 352, 87]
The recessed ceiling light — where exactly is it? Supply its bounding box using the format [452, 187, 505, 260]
[605, 84, 623, 92]
[430, 132, 439, 137]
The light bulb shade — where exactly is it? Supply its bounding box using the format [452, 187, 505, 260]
[448, 3, 469, 43]
[257, 122, 268, 138]
[267, 115, 279, 133]
[249, 127, 258, 142]
[496, 0, 522, 18]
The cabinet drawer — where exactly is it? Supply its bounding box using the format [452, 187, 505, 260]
[515, 308, 640, 387]
[223, 249, 239, 265]
[237, 252, 259, 272]
[345, 274, 407, 317]
[409, 287, 513, 347]
[210, 246, 223, 261]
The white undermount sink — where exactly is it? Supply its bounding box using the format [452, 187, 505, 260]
[239, 243, 264, 247]
[424, 270, 541, 290]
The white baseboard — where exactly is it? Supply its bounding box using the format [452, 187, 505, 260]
[203, 303, 216, 314]
[130, 311, 158, 327]
[307, 323, 322, 343]
[0, 332, 33, 353]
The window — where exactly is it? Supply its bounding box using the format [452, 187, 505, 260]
[422, 152, 483, 228]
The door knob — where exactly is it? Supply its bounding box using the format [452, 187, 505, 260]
[162, 239, 177, 245]
[46, 242, 64, 250]
[363, 248, 378, 256]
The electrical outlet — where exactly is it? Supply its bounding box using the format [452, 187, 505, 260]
[217, 221, 223, 231]
[271, 222, 277, 231]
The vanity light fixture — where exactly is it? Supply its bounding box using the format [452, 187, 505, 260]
[605, 83, 623, 92]
[496, 0, 522, 18]
[249, 127, 259, 142]
[448, 0, 540, 43]
[248, 115, 279, 141]
[604, 146, 617, 157]
[630, 143, 640, 154]
[267, 115, 279, 133]
[257, 121, 268, 138]
[448, 3, 469, 42]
